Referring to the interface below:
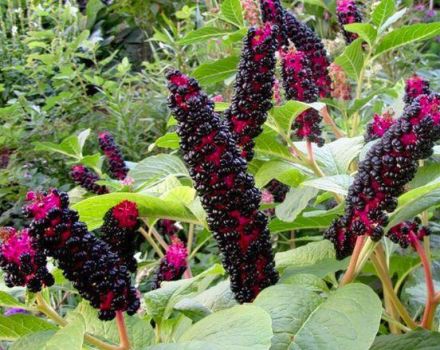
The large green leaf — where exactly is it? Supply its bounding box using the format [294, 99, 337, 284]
[72, 192, 200, 230]
[371, 0, 395, 28]
[275, 187, 318, 223]
[0, 291, 29, 309]
[44, 313, 85, 350]
[371, 330, 440, 349]
[254, 285, 324, 350]
[269, 213, 337, 233]
[178, 27, 231, 45]
[10, 331, 56, 350]
[255, 129, 294, 161]
[344, 23, 377, 46]
[34, 134, 81, 158]
[154, 133, 180, 150]
[220, 0, 244, 27]
[192, 56, 240, 85]
[375, 23, 440, 57]
[254, 160, 309, 188]
[0, 314, 56, 341]
[290, 284, 381, 350]
[269, 101, 310, 137]
[334, 39, 365, 80]
[303, 174, 353, 196]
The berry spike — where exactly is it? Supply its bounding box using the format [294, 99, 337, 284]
[0, 227, 54, 292]
[404, 74, 430, 105]
[336, 0, 362, 44]
[364, 111, 396, 142]
[152, 237, 188, 289]
[100, 201, 140, 273]
[325, 93, 440, 259]
[259, 0, 287, 48]
[387, 218, 430, 250]
[98, 131, 129, 180]
[166, 70, 278, 303]
[225, 24, 278, 161]
[25, 190, 140, 320]
[70, 165, 109, 195]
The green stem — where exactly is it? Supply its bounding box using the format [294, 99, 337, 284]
[139, 227, 165, 258]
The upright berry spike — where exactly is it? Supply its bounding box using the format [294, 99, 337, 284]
[152, 237, 188, 289]
[364, 111, 396, 142]
[166, 70, 278, 303]
[325, 94, 440, 259]
[70, 165, 109, 195]
[0, 227, 54, 292]
[225, 24, 278, 161]
[241, 0, 260, 26]
[336, 0, 362, 44]
[100, 201, 140, 273]
[265, 179, 289, 203]
[98, 131, 129, 181]
[259, 0, 288, 48]
[387, 218, 430, 249]
[25, 190, 140, 320]
[329, 63, 351, 101]
[404, 74, 430, 105]
[281, 49, 324, 146]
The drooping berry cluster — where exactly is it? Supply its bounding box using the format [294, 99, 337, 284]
[98, 131, 129, 181]
[364, 111, 396, 142]
[281, 49, 324, 146]
[336, 0, 362, 44]
[259, 0, 287, 48]
[265, 179, 289, 203]
[387, 218, 430, 249]
[329, 63, 351, 101]
[166, 70, 278, 302]
[225, 24, 277, 161]
[100, 201, 140, 273]
[0, 227, 54, 292]
[325, 94, 440, 259]
[70, 165, 109, 195]
[25, 190, 140, 320]
[152, 237, 187, 289]
[404, 74, 430, 105]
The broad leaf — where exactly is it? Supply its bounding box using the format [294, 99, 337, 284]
[192, 56, 240, 85]
[275, 187, 319, 223]
[379, 8, 407, 34]
[254, 160, 309, 188]
[334, 39, 365, 80]
[154, 133, 180, 150]
[178, 27, 231, 45]
[303, 174, 353, 196]
[0, 291, 29, 309]
[10, 331, 56, 350]
[44, 313, 85, 350]
[269, 213, 337, 233]
[269, 101, 310, 137]
[0, 314, 56, 341]
[371, 0, 395, 28]
[220, 0, 244, 27]
[371, 330, 440, 349]
[255, 129, 294, 161]
[344, 23, 377, 45]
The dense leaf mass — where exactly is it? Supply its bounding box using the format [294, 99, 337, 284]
[70, 165, 109, 195]
[325, 94, 440, 259]
[225, 24, 278, 161]
[166, 70, 278, 303]
[336, 0, 362, 43]
[98, 131, 129, 180]
[100, 200, 140, 273]
[0, 227, 54, 292]
[387, 218, 430, 249]
[25, 190, 140, 320]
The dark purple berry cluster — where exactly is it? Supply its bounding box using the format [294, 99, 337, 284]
[166, 70, 278, 303]
[156, 219, 180, 236]
[364, 111, 396, 142]
[225, 24, 278, 161]
[25, 190, 140, 320]
[265, 179, 289, 203]
[336, 0, 362, 44]
[0, 227, 54, 292]
[152, 237, 187, 289]
[100, 201, 140, 273]
[325, 94, 440, 259]
[281, 49, 324, 146]
[70, 165, 109, 195]
[387, 218, 430, 249]
[98, 131, 129, 181]
[259, 0, 287, 48]
[404, 74, 431, 105]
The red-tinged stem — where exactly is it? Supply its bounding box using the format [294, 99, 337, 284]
[410, 233, 438, 329]
[321, 106, 345, 138]
[340, 235, 366, 286]
[306, 140, 325, 178]
[116, 311, 130, 350]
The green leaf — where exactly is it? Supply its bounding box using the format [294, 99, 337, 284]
[154, 132, 180, 150]
[254, 285, 324, 350]
[81, 153, 102, 171]
[269, 101, 310, 137]
[0, 291, 29, 309]
[86, 0, 105, 29]
[275, 187, 319, 223]
[44, 313, 85, 350]
[10, 330, 56, 350]
[178, 27, 232, 45]
[254, 160, 308, 188]
[255, 129, 295, 161]
[379, 8, 407, 34]
[220, 0, 244, 27]
[290, 284, 381, 350]
[375, 23, 440, 57]
[269, 213, 337, 233]
[72, 192, 199, 230]
[344, 23, 377, 45]
[371, 0, 395, 28]
[303, 174, 353, 196]
[192, 56, 240, 85]
[76, 129, 90, 152]
[34, 134, 81, 158]
[371, 330, 440, 350]
[128, 154, 189, 189]
[0, 314, 56, 341]
[334, 39, 365, 80]
[178, 305, 273, 350]
[281, 273, 329, 292]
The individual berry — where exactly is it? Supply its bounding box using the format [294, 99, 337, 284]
[152, 237, 188, 289]
[98, 131, 129, 181]
[25, 190, 140, 321]
[364, 111, 396, 142]
[329, 63, 351, 101]
[387, 218, 430, 249]
[100, 201, 140, 273]
[225, 24, 278, 161]
[336, 0, 362, 44]
[325, 94, 440, 259]
[166, 70, 279, 303]
[404, 74, 430, 105]
[70, 165, 109, 195]
[265, 179, 289, 203]
[0, 227, 54, 293]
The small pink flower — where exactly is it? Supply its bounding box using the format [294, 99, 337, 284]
[212, 94, 224, 103]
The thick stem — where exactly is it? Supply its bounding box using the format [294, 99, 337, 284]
[306, 140, 325, 178]
[340, 235, 366, 286]
[139, 227, 165, 258]
[321, 107, 345, 138]
[116, 312, 130, 350]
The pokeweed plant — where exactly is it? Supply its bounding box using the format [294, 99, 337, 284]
[1, 1, 440, 350]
